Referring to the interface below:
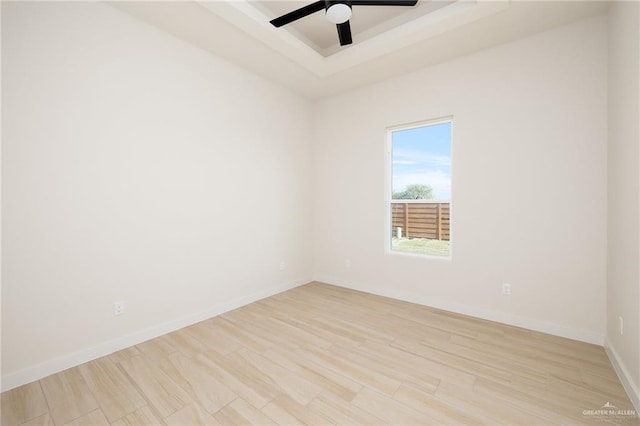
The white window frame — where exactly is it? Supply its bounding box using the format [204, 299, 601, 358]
[384, 117, 453, 260]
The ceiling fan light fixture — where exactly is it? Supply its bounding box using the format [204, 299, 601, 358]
[326, 3, 352, 24]
[269, 0, 418, 47]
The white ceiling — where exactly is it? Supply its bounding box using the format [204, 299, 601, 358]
[110, 0, 609, 99]
[250, 0, 456, 54]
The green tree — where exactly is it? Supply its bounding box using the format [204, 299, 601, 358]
[393, 184, 434, 200]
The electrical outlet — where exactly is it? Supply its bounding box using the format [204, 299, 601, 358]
[619, 316, 624, 335]
[113, 301, 125, 316]
[279, 261, 286, 271]
[502, 283, 511, 295]
[345, 259, 351, 268]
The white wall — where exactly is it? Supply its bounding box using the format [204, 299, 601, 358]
[313, 16, 608, 343]
[1, 1, 313, 389]
[606, 1, 640, 410]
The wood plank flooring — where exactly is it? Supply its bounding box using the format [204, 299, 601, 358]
[2, 282, 638, 425]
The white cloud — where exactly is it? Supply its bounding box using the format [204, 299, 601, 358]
[393, 149, 451, 168]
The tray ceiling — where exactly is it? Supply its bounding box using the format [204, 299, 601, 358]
[110, 1, 610, 99]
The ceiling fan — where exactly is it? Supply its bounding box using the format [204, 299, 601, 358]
[270, 0, 419, 47]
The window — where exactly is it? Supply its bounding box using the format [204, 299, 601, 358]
[387, 119, 452, 257]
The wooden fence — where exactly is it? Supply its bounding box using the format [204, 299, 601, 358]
[391, 201, 450, 241]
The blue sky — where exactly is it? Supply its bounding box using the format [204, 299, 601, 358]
[392, 122, 451, 199]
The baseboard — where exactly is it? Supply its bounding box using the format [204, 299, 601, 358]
[605, 337, 640, 414]
[1, 277, 310, 392]
[315, 275, 605, 346]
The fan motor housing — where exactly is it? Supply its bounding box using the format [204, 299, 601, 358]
[325, 0, 352, 9]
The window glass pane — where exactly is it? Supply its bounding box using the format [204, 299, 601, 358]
[390, 121, 451, 257]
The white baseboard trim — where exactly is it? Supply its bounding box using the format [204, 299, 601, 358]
[1, 277, 310, 392]
[605, 337, 640, 414]
[315, 275, 604, 346]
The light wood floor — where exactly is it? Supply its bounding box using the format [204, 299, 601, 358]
[2, 282, 638, 425]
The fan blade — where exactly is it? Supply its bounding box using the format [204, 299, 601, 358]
[337, 21, 353, 46]
[350, 0, 418, 5]
[270, 1, 325, 27]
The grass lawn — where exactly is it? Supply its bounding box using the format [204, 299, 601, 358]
[391, 237, 450, 257]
